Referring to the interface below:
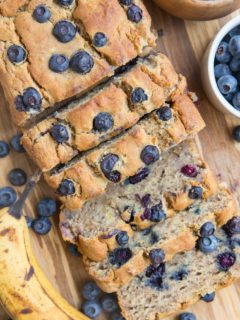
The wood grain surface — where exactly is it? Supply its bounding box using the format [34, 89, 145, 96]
[1, 2, 240, 319]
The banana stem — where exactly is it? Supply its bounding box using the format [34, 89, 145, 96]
[8, 169, 42, 219]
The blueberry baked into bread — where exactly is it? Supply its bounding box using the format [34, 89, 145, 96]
[117, 216, 240, 320]
[0, 0, 156, 126]
[60, 139, 217, 261]
[22, 53, 181, 171]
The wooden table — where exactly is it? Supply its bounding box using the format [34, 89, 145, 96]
[1, 2, 240, 319]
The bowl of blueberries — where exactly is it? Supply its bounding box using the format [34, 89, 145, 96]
[202, 15, 240, 118]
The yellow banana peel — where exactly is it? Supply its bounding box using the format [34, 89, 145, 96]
[0, 207, 89, 320]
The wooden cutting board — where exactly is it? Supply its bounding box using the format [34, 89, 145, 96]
[1, 2, 240, 319]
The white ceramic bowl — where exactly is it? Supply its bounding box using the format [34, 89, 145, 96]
[201, 15, 240, 118]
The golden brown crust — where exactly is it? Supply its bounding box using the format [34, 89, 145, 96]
[0, 0, 27, 17]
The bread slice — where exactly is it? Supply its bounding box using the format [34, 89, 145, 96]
[44, 92, 205, 209]
[117, 216, 240, 320]
[22, 53, 181, 171]
[82, 188, 237, 292]
[60, 139, 217, 262]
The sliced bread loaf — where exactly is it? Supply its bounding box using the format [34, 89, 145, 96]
[60, 139, 217, 262]
[117, 216, 240, 320]
[83, 188, 236, 292]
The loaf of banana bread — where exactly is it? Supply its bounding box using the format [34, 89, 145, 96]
[22, 53, 181, 171]
[60, 139, 217, 262]
[117, 216, 240, 320]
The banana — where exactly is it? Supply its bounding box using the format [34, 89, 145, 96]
[0, 172, 89, 320]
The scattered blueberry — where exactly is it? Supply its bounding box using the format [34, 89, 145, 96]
[109, 248, 132, 268]
[127, 4, 143, 23]
[149, 249, 165, 266]
[156, 106, 172, 121]
[37, 198, 58, 217]
[229, 35, 240, 56]
[101, 295, 118, 313]
[100, 153, 121, 183]
[119, 0, 133, 5]
[150, 203, 166, 222]
[58, 179, 75, 195]
[179, 312, 196, 320]
[17, 87, 42, 111]
[128, 167, 150, 184]
[230, 54, 240, 72]
[140, 145, 159, 165]
[181, 164, 198, 178]
[145, 263, 165, 278]
[10, 134, 25, 153]
[68, 243, 80, 256]
[197, 235, 218, 253]
[8, 168, 27, 186]
[49, 54, 69, 73]
[217, 251, 236, 271]
[93, 32, 108, 47]
[53, 20, 76, 43]
[82, 301, 102, 319]
[0, 186, 17, 208]
[32, 4, 51, 23]
[217, 75, 238, 94]
[32, 217, 52, 235]
[223, 216, 240, 236]
[50, 123, 69, 143]
[70, 50, 94, 74]
[93, 112, 114, 132]
[214, 64, 232, 79]
[57, 0, 74, 7]
[232, 92, 240, 110]
[232, 125, 240, 142]
[130, 87, 148, 104]
[0, 141, 10, 158]
[116, 231, 129, 246]
[200, 222, 215, 237]
[111, 312, 125, 320]
[188, 186, 203, 200]
[7, 45, 26, 64]
[82, 281, 102, 301]
[201, 292, 215, 303]
[215, 41, 231, 63]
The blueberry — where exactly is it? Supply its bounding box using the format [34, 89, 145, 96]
[229, 35, 240, 56]
[232, 92, 240, 110]
[82, 301, 102, 319]
[68, 243, 80, 256]
[188, 186, 203, 200]
[128, 167, 150, 184]
[7, 45, 26, 64]
[230, 54, 240, 72]
[214, 64, 232, 79]
[10, 134, 25, 153]
[223, 216, 240, 236]
[130, 87, 148, 104]
[217, 251, 236, 271]
[93, 112, 113, 132]
[127, 4, 143, 23]
[109, 248, 132, 268]
[217, 75, 238, 95]
[119, 0, 133, 5]
[22, 87, 42, 111]
[179, 312, 196, 320]
[145, 263, 165, 278]
[101, 295, 118, 313]
[224, 92, 234, 102]
[32, 217, 52, 235]
[229, 26, 240, 37]
[53, 20, 76, 43]
[15, 95, 27, 112]
[8, 168, 27, 186]
[37, 198, 58, 217]
[170, 268, 188, 281]
[232, 125, 240, 142]
[0, 186, 17, 208]
[201, 292, 215, 303]
[150, 203, 166, 222]
[57, 0, 74, 7]
[156, 106, 172, 121]
[100, 153, 121, 183]
[116, 231, 129, 246]
[70, 50, 94, 74]
[58, 179, 75, 196]
[49, 54, 69, 73]
[215, 41, 231, 63]
[181, 164, 198, 177]
[200, 222, 215, 237]
[140, 145, 159, 165]
[93, 32, 108, 47]
[197, 235, 218, 253]
[149, 249, 165, 266]
[0, 141, 10, 158]
[32, 4, 51, 23]
[82, 281, 102, 301]
[111, 312, 125, 320]
[50, 123, 69, 143]
[25, 216, 34, 228]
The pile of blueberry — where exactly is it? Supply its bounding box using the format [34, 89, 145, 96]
[81, 281, 124, 319]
